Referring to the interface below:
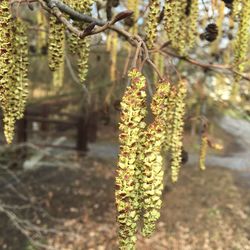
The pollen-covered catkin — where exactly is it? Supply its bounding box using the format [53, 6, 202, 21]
[164, 0, 175, 43]
[164, 0, 198, 54]
[186, 0, 199, 49]
[0, 2, 29, 143]
[53, 36, 65, 88]
[162, 85, 177, 151]
[115, 69, 147, 250]
[48, 15, 65, 71]
[0, 0, 13, 112]
[141, 81, 170, 237]
[12, 20, 29, 120]
[76, 0, 93, 84]
[145, 0, 160, 49]
[127, 0, 139, 34]
[110, 32, 118, 82]
[232, 0, 250, 96]
[170, 80, 187, 182]
[36, 10, 47, 54]
[199, 133, 208, 170]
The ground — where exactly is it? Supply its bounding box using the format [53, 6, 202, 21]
[0, 121, 250, 250]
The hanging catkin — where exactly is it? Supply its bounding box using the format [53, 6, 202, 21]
[164, 0, 199, 54]
[145, 0, 160, 49]
[186, 0, 199, 49]
[115, 68, 147, 250]
[48, 15, 65, 71]
[199, 132, 208, 170]
[127, 0, 139, 34]
[0, 1, 29, 143]
[141, 81, 171, 237]
[170, 80, 187, 182]
[36, 10, 47, 54]
[77, 0, 94, 84]
[12, 20, 29, 120]
[52, 36, 65, 88]
[232, 0, 250, 97]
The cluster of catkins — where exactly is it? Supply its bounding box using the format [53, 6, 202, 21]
[164, 0, 199, 55]
[115, 68, 187, 249]
[0, 1, 29, 144]
[144, 0, 199, 53]
[67, 0, 94, 84]
[47, 0, 94, 84]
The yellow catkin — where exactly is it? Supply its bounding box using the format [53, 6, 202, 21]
[176, 0, 188, 55]
[162, 85, 177, 152]
[13, 20, 29, 120]
[232, 0, 242, 20]
[48, 15, 65, 71]
[52, 36, 65, 88]
[164, 0, 198, 54]
[142, 81, 170, 237]
[78, 38, 90, 83]
[164, 0, 175, 42]
[186, 0, 199, 50]
[104, 32, 118, 106]
[0, 0, 13, 112]
[76, 0, 93, 84]
[0, 2, 29, 143]
[106, 32, 112, 52]
[170, 80, 187, 182]
[127, 0, 139, 34]
[36, 10, 47, 54]
[232, 0, 250, 98]
[199, 133, 208, 170]
[145, 0, 160, 49]
[115, 69, 147, 250]
[110, 32, 118, 82]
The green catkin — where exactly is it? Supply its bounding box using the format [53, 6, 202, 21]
[232, 0, 242, 20]
[164, 0, 198, 54]
[162, 85, 177, 152]
[115, 69, 147, 250]
[142, 81, 170, 237]
[53, 36, 65, 88]
[145, 0, 160, 49]
[0, 0, 13, 113]
[76, 0, 93, 84]
[232, 0, 250, 97]
[170, 81, 187, 183]
[78, 38, 91, 83]
[199, 133, 208, 170]
[176, 0, 188, 55]
[12, 20, 29, 120]
[36, 10, 47, 54]
[127, 0, 140, 34]
[66, 0, 79, 54]
[0, 2, 29, 143]
[164, 0, 175, 43]
[186, 0, 199, 49]
[48, 15, 65, 71]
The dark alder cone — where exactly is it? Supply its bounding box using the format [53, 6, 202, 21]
[200, 23, 218, 42]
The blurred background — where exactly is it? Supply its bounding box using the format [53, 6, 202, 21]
[0, 0, 250, 249]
